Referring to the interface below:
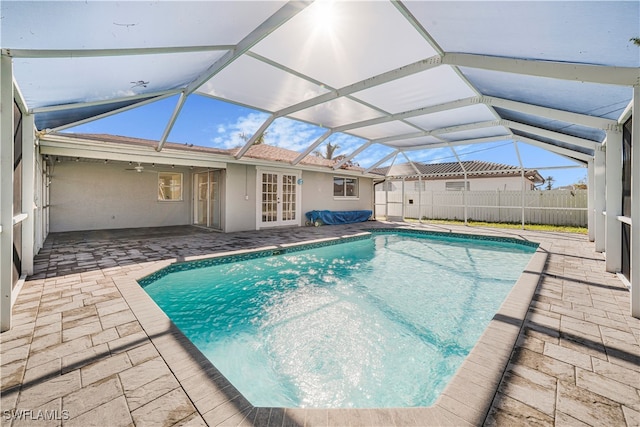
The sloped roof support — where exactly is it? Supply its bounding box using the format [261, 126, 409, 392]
[235, 114, 276, 160]
[401, 135, 511, 152]
[373, 120, 503, 145]
[483, 96, 618, 130]
[32, 89, 180, 114]
[443, 53, 640, 86]
[291, 129, 333, 165]
[333, 141, 373, 170]
[401, 152, 422, 176]
[51, 92, 177, 133]
[516, 136, 591, 163]
[364, 150, 400, 174]
[504, 120, 597, 151]
[157, 92, 187, 152]
[2, 45, 234, 59]
[513, 141, 526, 228]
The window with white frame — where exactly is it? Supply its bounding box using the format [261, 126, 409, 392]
[334, 176, 358, 198]
[158, 172, 183, 201]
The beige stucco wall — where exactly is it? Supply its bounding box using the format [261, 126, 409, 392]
[301, 170, 374, 212]
[50, 161, 193, 232]
[223, 163, 257, 233]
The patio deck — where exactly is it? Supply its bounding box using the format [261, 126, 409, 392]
[1, 221, 638, 426]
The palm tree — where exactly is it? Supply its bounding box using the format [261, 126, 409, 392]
[314, 142, 339, 160]
[239, 131, 267, 145]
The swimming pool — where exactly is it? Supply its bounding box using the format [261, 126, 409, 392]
[140, 230, 537, 408]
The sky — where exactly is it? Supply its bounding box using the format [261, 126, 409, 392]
[66, 93, 587, 188]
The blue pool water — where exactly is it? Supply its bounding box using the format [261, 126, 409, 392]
[141, 231, 537, 408]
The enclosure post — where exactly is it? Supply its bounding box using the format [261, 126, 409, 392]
[594, 146, 606, 252]
[384, 179, 389, 220]
[630, 86, 639, 318]
[418, 176, 423, 223]
[1, 55, 14, 332]
[605, 128, 623, 273]
[401, 177, 406, 220]
[587, 159, 595, 242]
[514, 142, 525, 229]
[21, 113, 36, 275]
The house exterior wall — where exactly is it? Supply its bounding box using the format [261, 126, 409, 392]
[301, 171, 374, 213]
[50, 161, 193, 232]
[224, 163, 257, 233]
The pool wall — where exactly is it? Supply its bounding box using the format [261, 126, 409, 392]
[113, 227, 548, 425]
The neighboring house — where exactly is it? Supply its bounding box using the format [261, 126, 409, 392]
[40, 133, 375, 233]
[373, 160, 545, 192]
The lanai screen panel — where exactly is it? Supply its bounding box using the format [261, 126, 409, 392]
[346, 121, 419, 140]
[405, 1, 640, 67]
[406, 104, 497, 132]
[197, 55, 331, 113]
[250, 1, 438, 88]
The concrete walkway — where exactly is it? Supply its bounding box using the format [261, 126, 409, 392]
[1, 222, 638, 426]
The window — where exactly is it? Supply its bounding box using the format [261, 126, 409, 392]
[445, 181, 470, 191]
[158, 172, 183, 201]
[334, 176, 358, 198]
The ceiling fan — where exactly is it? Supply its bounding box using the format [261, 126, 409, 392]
[125, 162, 154, 173]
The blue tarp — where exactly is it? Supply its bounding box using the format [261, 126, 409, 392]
[305, 210, 372, 225]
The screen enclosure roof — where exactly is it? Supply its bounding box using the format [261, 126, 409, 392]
[2, 1, 639, 173]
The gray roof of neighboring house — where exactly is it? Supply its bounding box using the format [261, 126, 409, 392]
[373, 160, 545, 183]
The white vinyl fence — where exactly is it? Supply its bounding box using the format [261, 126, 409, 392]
[375, 189, 588, 226]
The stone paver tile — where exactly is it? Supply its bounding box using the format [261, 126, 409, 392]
[484, 393, 553, 427]
[62, 320, 103, 342]
[64, 395, 133, 427]
[107, 331, 148, 354]
[30, 331, 63, 353]
[553, 412, 590, 426]
[498, 364, 557, 416]
[268, 408, 285, 427]
[33, 322, 62, 339]
[62, 305, 98, 325]
[99, 310, 137, 330]
[23, 358, 61, 385]
[543, 341, 592, 370]
[116, 321, 143, 337]
[17, 370, 81, 409]
[81, 352, 132, 386]
[252, 408, 271, 427]
[622, 405, 640, 427]
[90, 327, 119, 346]
[222, 407, 255, 427]
[11, 397, 63, 427]
[592, 357, 640, 389]
[560, 316, 601, 339]
[1, 334, 32, 351]
[63, 375, 123, 418]
[556, 381, 627, 427]
[0, 323, 35, 345]
[512, 347, 575, 382]
[1, 345, 30, 366]
[126, 342, 160, 366]
[26, 336, 93, 370]
[1, 360, 26, 390]
[118, 357, 172, 392]
[201, 395, 252, 427]
[124, 372, 180, 411]
[576, 368, 640, 411]
[173, 413, 208, 427]
[282, 408, 306, 427]
[130, 388, 195, 427]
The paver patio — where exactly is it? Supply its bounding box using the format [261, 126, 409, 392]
[1, 221, 639, 426]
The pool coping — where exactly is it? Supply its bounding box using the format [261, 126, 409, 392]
[112, 228, 549, 426]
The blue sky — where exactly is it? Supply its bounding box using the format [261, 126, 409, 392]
[66, 94, 587, 188]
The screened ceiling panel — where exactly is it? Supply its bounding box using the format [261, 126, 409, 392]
[345, 121, 418, 140]
[250, 1, 437, 88]
[15, 51, 227, 109]
[197, 55, 330, 113]
[438, 126, 511, 143]
[352, 66, 477, 114]
[289, 97, 385, 129]
[513, 130, 593, 157]
[407, 1, 640, 67]
[1, 1, 286, 49]
[406, 104, 497, 131]
[494, 107, 607, 143]
[461, 67, 633, 119]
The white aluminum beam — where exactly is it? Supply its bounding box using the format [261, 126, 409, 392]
[401, 152, 422, 176]
[275, 55, 443, 118]
[364, 150, 400, 174]
[1, 55, 14, 332]
[373, 120, 502, 145]
[2, 45, 233, 59]
[157, 92, 187, 151]
[630, 86, 639, 318]
[333, 141, 373, 170]
[291, 130, 333, 165]
[235, 115, 276, 160]
[587, 158, 595, 242]
[504, 120, 597, 151]
[484, 96, 618, 130]
[515, 136, 591, 163]
[397, 135, 511, 151]
[443, 53, 640, 86]
[392, 1, 444, 55]
[605, 129, 623, 273]
[21, 113, 36, 275]
[32, 89, 180, 114]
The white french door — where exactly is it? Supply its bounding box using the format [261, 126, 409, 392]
[257, 169, 301, 228]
